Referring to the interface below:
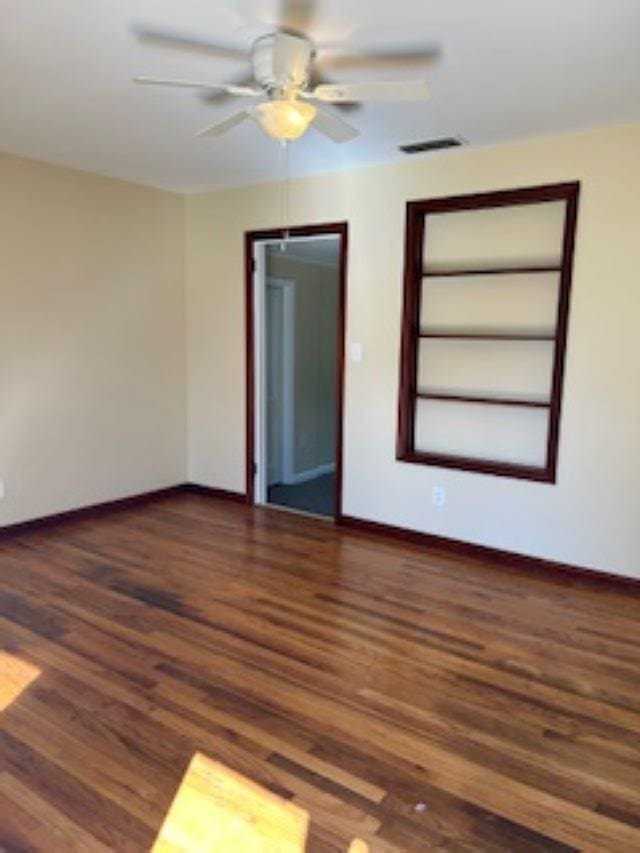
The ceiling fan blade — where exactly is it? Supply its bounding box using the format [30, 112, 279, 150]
[132, 24, 246, 61]
[200, 73, 261, 105]
[307, 68, 360, 113]
[308, 81, 428, 103]
[195, 110, 253, 138]
[134, 77, 261, 97]
[278, 0, 317, 35]
[318, 43, 440, 72]
[311, 107, 360, 143]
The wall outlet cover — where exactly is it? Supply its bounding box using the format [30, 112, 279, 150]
[432, 486, 445, 508]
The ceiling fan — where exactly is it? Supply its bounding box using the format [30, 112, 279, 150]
[133, 6, 433, 144]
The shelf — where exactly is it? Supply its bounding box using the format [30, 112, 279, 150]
[418, 330, 556, 341]
[415, 391, 551, 409]
[422, 264, 561, 278]
[398, 450, 552, 482]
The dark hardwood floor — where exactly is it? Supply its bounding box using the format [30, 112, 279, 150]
[0, 492, 639, 851]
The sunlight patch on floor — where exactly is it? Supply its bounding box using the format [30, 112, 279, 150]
[153, 752, 309, 852]
[0, 650, 40, 711]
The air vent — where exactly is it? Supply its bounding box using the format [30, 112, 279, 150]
[399, 137, 464, 155]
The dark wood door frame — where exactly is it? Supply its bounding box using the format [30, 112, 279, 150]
[245, 222, 348, 519]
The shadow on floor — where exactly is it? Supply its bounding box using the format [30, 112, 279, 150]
[268, 473, 335, 518]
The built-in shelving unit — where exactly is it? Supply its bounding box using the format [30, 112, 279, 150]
[397, 182, 580, 482]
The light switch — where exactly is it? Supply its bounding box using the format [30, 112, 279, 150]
[350, 342, 363, 363]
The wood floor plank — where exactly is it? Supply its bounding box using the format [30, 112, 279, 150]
[0, 772, 110, 852]
[0, 493, 639, 850]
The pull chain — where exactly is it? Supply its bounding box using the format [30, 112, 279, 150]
[280, 140, 290, 251]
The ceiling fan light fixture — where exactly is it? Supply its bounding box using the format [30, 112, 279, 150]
[253, 99, 316, 141]
[135, 28, 433, 145]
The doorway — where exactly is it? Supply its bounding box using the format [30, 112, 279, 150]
[246, 223, 347, 519]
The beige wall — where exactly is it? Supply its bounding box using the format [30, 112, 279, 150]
[266, 250, 338, 477]
[3, 126, 638, 578]
[1, 152, 186, 525]
[185, 124, 640, 578]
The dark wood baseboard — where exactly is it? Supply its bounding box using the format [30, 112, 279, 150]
[182, 483, 248, 504]
[338, 513, 640, 593]
[0, 485, 188, 540]
[0, 482, 251, 539]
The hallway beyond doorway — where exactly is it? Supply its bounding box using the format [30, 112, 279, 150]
[248, 224, 346, 520]
[268, 471, 335, 517]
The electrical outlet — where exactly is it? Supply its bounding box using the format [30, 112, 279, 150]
[0, 479, 5, 500]
[350, 342, 363, 363]
[432, 486, 445, 508]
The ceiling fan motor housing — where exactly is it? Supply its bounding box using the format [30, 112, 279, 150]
[252, 33, 313, 91]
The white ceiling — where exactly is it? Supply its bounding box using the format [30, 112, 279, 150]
[1, 0, 639, 193]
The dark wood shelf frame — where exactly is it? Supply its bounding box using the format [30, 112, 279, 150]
[397, 181, 581, 482]
[415, 392, 551, 409]
[399, 450, 553, 482]
[419, 331, 557, 341]
[423, 264, 562, 277]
